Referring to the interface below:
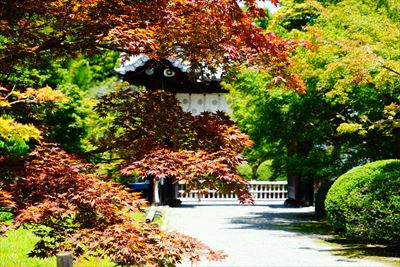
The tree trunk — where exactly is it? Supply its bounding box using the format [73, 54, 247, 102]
[286, 141, 314, 206]
[287, 173, 299, 200]
[251, 160, 261, 180]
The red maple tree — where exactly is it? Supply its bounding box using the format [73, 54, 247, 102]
[95, 86, 254, 203]
[0, 144, 225, 265]
[0, 1, 301, 264]
[0, 0, 303, 91]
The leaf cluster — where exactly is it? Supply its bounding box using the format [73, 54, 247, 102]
[0, 144, 225, 265]
[94, 85, 253, 202]
[0, 0, 302, 91]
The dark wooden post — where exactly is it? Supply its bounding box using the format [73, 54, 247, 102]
[56, 252, 73, 267]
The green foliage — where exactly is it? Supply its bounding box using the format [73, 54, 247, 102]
[0, 52, 119, 155]
[227, 0, 400, 192]
[0, 211, 12, 223]
[226, 0, 400, 209]
[285, 0, 400, 161]
[313, 0, 400, 20]
[41, 52, 119, 152]
[325, 160, 400, 243]
[0, 138, 30, 156]
[52, 52, 119, 93]
[0, 117, 40, 156]
[257, 160, 276, 181]
[42, 84, 91, 152]
[225, 69, 346, 183]
[253, 8, 273, 29]
[269, 0, 323, 36]
[236, 163, 253, 180]
[237, 160, 282, 181]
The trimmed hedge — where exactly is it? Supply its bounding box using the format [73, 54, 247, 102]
[256, 160, 274, 181]
[236, 160, 285, 181]
[237, 163, 253, 180]
[325, 160, 400, 243]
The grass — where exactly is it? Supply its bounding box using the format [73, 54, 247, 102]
[0, 228, 56, 267]
[0, 228, 115, 267]
[281, 221, 332, 235]
[0, 207, 163, 267]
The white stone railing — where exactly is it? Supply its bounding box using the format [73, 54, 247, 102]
[177, 181, 287, 201]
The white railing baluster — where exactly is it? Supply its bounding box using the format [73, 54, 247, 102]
[177, 181, 288, 202]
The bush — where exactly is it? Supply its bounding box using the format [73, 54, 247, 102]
[0, 212, 13, 222]
[325, 160, 400, 243]
[256, 160, 286, 181]
[237, 163, 252, 180]
[256, 160, 273, 181]
[237, 161, 286, 181]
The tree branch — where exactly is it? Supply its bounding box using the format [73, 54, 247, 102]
[5, 85, 16, 99]
[4, 98, 38, 107]
[96, 44, 154, 55]
[381, 63, 400, 76]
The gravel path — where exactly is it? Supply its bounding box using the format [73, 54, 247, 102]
[164, 201, 389, 267]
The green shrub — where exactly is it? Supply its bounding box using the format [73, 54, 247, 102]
[257, 160, 286, 181]
[237, 163, 252, 180]
[325, 160, 400, 243]
[0, 212, 13, 223]
[237, 161, 286, 181]
[256, 160, 273, 181]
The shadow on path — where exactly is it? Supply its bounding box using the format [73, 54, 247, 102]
[171, 202, 400, 265]
[322, 239, 400, 263]
[228, 209, 331, 235]
[173, 202, 286, 208]
[229, 208, 400, 263]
